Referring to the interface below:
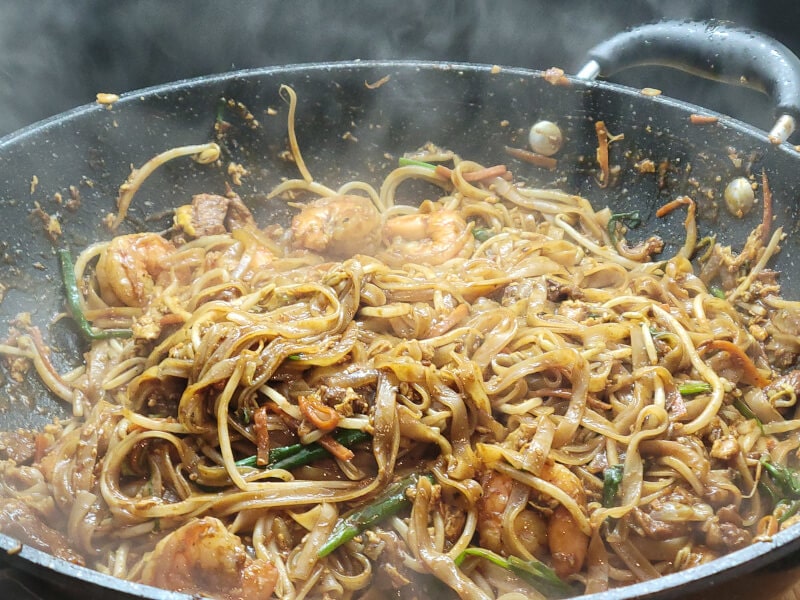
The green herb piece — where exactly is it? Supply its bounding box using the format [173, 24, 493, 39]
[287, 353, 304, 361]
[398, 157, 437, 170]
[759, 477, 781, 505]
[455, 547, 573, 599]
[761, 458, 800, 497]
[710, 286, 726, 299]
[235, 428, 371, 470]
[695, 234, 717, 262]
[237, 406, 252, 425]
[602, 464, 624, 508]
[472, 227, 495, 242]
[58, 249, 133, 341]
[777, 498, 800, 524]
[318, 473, 433, 557]
[607, 211, 642, 246]
[678, 381, 712, 396]
[215, 98, 227, 123]
[734, 398, 764, 432]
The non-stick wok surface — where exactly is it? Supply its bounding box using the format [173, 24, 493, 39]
[1, 61, 800, 599]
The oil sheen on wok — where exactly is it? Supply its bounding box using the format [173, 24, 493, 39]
[1, 86, 800, 600]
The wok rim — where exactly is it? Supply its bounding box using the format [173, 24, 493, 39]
[1, 59, 799, 599]
[1, 58, 797, 153]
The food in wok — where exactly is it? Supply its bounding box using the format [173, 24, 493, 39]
[1, 85, 799, 600]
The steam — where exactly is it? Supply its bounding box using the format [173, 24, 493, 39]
[0, 0, 792, 137]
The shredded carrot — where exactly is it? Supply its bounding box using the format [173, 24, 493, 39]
[34, 433, 50, 463]
[159, 313, 185, 327]
[298, 394, 340, 432]
[426, 303, 470, 338]
[462, 164, 508, 182]
[656, 195, 694, 218]
[434, 165, 454, 179]
[317, 435, 355, 461]
[699, 339, 770, 388]
[504, 146, 558, 170]
[657, 196, 697, 258]
[364, 75, 391, 90]
[760, 169, 773, 244]
[27, 327, 71, 392]
[595, 121, 610, 188]
[253, 405, 270, 466]
[689, 114, 719, 125]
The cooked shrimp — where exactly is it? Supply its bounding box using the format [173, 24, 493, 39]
[291, 194, 381, 257]
[381, 209, 473, 267]
[539, 461, 589, 578]
[96, 233, 176, 307]
[477, 470, 548, 558]
[140, 517, 278, 600]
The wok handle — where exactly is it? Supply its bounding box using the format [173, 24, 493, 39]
[575, 20, 800, 144]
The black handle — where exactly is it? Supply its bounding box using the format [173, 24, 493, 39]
[576, 20, 800, 143]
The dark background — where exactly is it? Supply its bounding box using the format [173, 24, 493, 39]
[2, 0, 800, 138]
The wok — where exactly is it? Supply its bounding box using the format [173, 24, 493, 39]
[1, 19, 800, 600]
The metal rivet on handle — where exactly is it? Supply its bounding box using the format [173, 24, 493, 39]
[575, 60, 601, 81]
[768, 114, 796, 144]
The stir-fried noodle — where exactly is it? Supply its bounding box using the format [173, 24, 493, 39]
[2, 86, 800, 600]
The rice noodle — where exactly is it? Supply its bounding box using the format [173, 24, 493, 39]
[1, 87, 799, 600]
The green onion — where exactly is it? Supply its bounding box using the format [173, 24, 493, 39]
[759, 477, 781, 505]
[398, 157, 437, 170]
[318, 473, 433, 557]
[237, 406, 252, 425]
[777, 498, 800, 524]
[734, 398, 764, 432]
[472, 227, 494, 242]
[215, 98, 227, 123]
[602, 464, 624, 508]
[235, 428, 371, 470]
[710, 286, 726, 299]
[607, 211, 642, 246]
[761, 457, 800, 496]
[678, 381, 712, 396]
[455, 548, 573, 599]
[696, 234, 717, 262]
[57, 249, 133, 341]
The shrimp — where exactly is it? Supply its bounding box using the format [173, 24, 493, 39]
[291, 194, 381, 258]
[380, 209, 473, 267]
[95, 233, 176, 307]
[140, 517, 278, 600]
[539, 461, 589, 578]
[477, 470, 548, 558]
